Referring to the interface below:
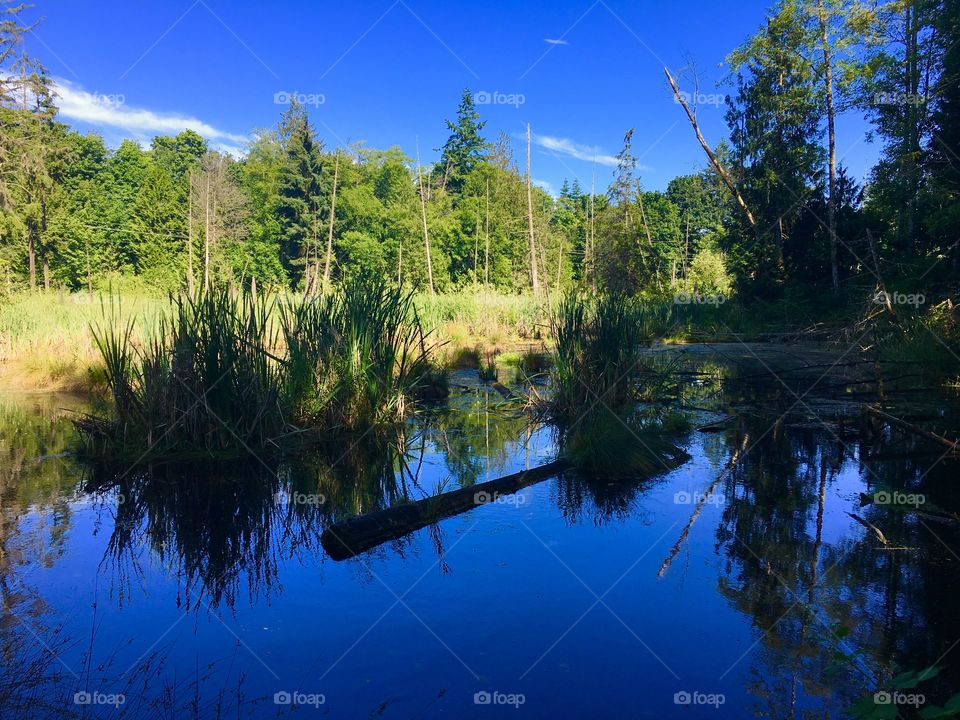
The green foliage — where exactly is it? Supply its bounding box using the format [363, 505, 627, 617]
[437, 88, 488, 192]
[83, 291, 285, 458]
[725, 0, 825, 295]
[680, 247, 735, 297]
[0, 4, 956, 341]
[275, 101, 326, 289]
[549, 291, 657, 419]
[130, 164, 184, 288]
[847, 665, 960, 720]
[280, 275, 440, 432]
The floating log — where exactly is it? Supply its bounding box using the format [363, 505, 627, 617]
[865, 406, 960, 454]
[696, 415, 736, 433]
[848, 512, 889, 546]
[321, 459, 572, 560]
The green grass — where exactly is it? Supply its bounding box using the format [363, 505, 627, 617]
[415, 292, 547, 340]
[281, 276, 441, 432]
[0, 290, 165, 390]
[75, 277, 449, 459]
[0, 289, 547, 391]
[79, 289, 286, 458]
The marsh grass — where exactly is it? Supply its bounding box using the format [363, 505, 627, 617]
[549, 292, 659, 418]
[547, 292, 689, 477]
[281, 276, 441, 431]
[78, 277, 448, 458]
[81, 290, 285, 458]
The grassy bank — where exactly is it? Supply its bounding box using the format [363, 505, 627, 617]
[0, 290, 549, 393]
[3, 287, 957, 395]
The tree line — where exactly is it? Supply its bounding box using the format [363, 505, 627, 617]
[0, 0, 957, 304]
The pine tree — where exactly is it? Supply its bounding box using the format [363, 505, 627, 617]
[726, 0, 824, 293]
[438, 89, 488, 193]
[275, 101, 325, 290]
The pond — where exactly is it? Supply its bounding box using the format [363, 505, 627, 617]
[1, 343, 959, 718]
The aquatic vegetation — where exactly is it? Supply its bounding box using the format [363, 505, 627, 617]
[549, 291, 659, 419]
[77, 277, 447, 458]
[518, 346, 551, 377]
[79, 290, 286, 458]
[478, 350, 499, 381]
[874, 297, 960, 381]
[281, 276, 443, 431]
[559, 411, 689, 480]
[546, 292, 689, 477]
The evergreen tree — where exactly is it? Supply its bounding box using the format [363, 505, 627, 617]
[437, 89, 488, 193]
[130, 162, 183, 287]
[275, 101, 325, 290]
[725, 0, 824, 295]
[926, 0, 959, 262]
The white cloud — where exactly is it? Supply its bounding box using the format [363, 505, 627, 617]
[532, 134, 620, 167]
[533, 178, 557, 197]
[52, 78, 249, 154]
[544, 38, 568, 45]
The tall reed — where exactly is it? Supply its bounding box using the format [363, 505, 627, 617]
[547, 292, 688, 477]
[281, 276, 439, 432]
[550, 291, 657, 419]
[84, 290, 285, 457]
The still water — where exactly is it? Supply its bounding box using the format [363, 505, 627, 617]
[1, 344, 958, 718]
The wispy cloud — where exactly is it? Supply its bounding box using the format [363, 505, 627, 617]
[543, 38, 568, 45]
[532, 133, 621, 168]
[533, 178, 557, 197]
[53, 78, 249, 153]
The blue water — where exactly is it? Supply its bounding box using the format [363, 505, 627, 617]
[2, 348, 959, 719]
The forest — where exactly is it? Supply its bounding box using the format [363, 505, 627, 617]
[0, 0, 954, 316]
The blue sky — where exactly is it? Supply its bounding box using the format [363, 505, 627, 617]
[24, 0, 878, 193]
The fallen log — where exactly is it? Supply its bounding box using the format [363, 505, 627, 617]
[696, 415, 737, 433]
[866, 406, 960, 454]
[321, 459, 572, 560]
[848, 512, 890, 546]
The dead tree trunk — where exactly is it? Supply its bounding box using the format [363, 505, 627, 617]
[526, 123, 541, 295]
[416, 141, 435, 296]
[664, 67, 756, 228]
[323, 150, 340, 294]
[204, 173, 211, 291]
[589, 162, 596, 289]
[484, 177, 490, 299]
[187, 170, 195, 296]
[321, 460, 571, 560]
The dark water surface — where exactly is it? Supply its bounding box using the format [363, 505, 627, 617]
[2, 344, 959, 719]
